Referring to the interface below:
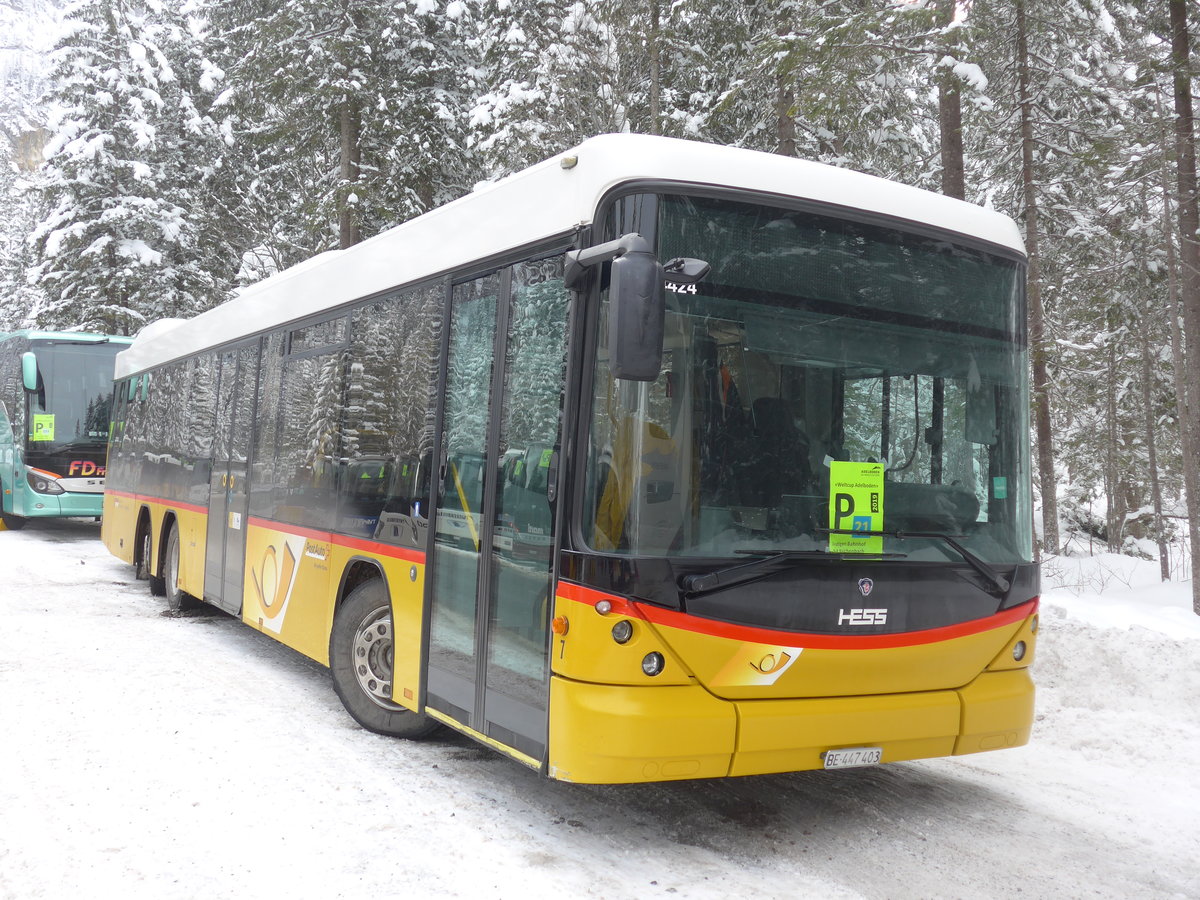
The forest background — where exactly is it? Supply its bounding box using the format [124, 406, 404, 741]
[1, 0, 1198, 611]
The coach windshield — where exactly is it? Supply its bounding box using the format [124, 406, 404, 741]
[582, 193, 1032, 566]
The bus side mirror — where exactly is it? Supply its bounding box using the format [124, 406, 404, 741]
[608, 241, 665, 382]
[565, 233, 666, 383]
[21, 352, 37, 392]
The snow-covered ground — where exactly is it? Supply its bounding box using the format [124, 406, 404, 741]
[1, 519, 1197, 899]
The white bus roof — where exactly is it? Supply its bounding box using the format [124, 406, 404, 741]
[116, 133, 1026, 379]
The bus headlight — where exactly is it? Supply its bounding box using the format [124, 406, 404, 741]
[27, 471, 65, 495]
[612, 620, 634, 644]
[641, 652, 665, 676]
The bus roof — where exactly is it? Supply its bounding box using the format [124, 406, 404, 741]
[115, 133, 1026, 379]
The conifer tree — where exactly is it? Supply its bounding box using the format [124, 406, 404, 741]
[30, 0, 225, 333]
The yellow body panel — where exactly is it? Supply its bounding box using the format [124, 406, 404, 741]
[551, 593, 694, 685]
[548, 677, 737, 783]
[241, 524, 333, 664]
[953, 668, 1035, 754]
[173, 507, 208, 599]
[101, 492, 139, 564]
[730, 690, 959, 776]
[546, 585, 1037, 783]
[655, 614, 1022, 699]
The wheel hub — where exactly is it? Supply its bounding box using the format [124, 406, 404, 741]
[353, 606, 399, 709]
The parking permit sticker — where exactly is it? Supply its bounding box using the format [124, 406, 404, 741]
[31, 414, 55, 442]
[829, 461, 884, 554]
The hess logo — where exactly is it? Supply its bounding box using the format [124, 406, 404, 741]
[838, 608, 888, 626]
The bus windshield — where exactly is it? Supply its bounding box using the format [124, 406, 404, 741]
[27, 341, 122, 450]
[583, 194, 1033, 566]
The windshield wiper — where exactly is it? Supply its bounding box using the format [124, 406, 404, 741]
[822, 529, 1010, 597]
[680, 548, 905, 596]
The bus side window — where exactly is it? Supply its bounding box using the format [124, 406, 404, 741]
[341, 282, 443, 547]
[276, 350, 345, 530]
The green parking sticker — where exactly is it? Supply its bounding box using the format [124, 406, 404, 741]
[828, 461, 884, 554]
[31, 414, 55, 442]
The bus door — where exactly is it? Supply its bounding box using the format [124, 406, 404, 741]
[204, 343, 259, 615]
[426, 258, 569, 763]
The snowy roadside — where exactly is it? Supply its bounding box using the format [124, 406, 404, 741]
[1, 520, 1197, 900]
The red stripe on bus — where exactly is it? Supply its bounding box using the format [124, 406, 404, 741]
[108, 494, 424, 565]
[245, 516, 426, 565]
[108, 489, 207, 516]
[557, 580, 1038, 649]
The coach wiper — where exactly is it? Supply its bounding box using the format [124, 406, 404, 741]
[680, 548, 905, 596]
[822, 529, 1011, 597]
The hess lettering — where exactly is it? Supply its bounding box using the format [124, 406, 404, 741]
[838, 608, 888, 626]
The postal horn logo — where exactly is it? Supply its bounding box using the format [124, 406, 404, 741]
[857, 577, 874, 597]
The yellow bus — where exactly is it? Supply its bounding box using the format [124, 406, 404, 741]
[103, 135, 1039, 783]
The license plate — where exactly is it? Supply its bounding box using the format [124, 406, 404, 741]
[823, 747, 882, 769]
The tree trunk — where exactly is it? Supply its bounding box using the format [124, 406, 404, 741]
[1169, 0, 1200, 613]
[1016, 0, 1060, 556]
[1158, 89, 1189, 581]
[1139, 317, 1172, 580]
[1104, 332, 1120, 552]
[648, 0, 661, 135]
[936, 1, 965, 201]
[339, 100, 361, 249]
[775, 76, 796, 156]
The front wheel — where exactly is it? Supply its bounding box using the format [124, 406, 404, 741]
[1, 511, 26, 530]
[329, 579, 440, 738]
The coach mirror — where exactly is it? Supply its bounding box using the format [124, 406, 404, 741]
[607, 237, 666, 381]
[567, 234, 710, 382]
[21, 352, 37, 392]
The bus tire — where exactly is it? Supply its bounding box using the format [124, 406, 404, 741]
[135, 527, 152, 580]
[329, 578, 440, 739]
[1, 512, 26, 530]
[137, 524, 166, 594]
[163, 522, 195, 611]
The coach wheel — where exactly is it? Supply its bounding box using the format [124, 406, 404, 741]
[142, 522, 167, 596]
[163, 523, 194, 611]
[329, 578, 440, 739]
[1, 511, 26, 530]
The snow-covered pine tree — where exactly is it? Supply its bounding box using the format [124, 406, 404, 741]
[30, 0, 224, 334]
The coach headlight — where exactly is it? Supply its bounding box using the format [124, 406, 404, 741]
[28, 470, 66, 495]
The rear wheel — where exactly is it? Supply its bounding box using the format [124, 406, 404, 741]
[135, 528, 151, 579]
[163, 523, 195, 611]
[135, 525, 166, 598]
[329, 578, 439, 738]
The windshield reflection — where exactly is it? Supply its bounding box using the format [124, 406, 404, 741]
[583, 195, 1032, 566]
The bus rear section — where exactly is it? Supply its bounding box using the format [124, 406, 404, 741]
[0, 331, 130, 529]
